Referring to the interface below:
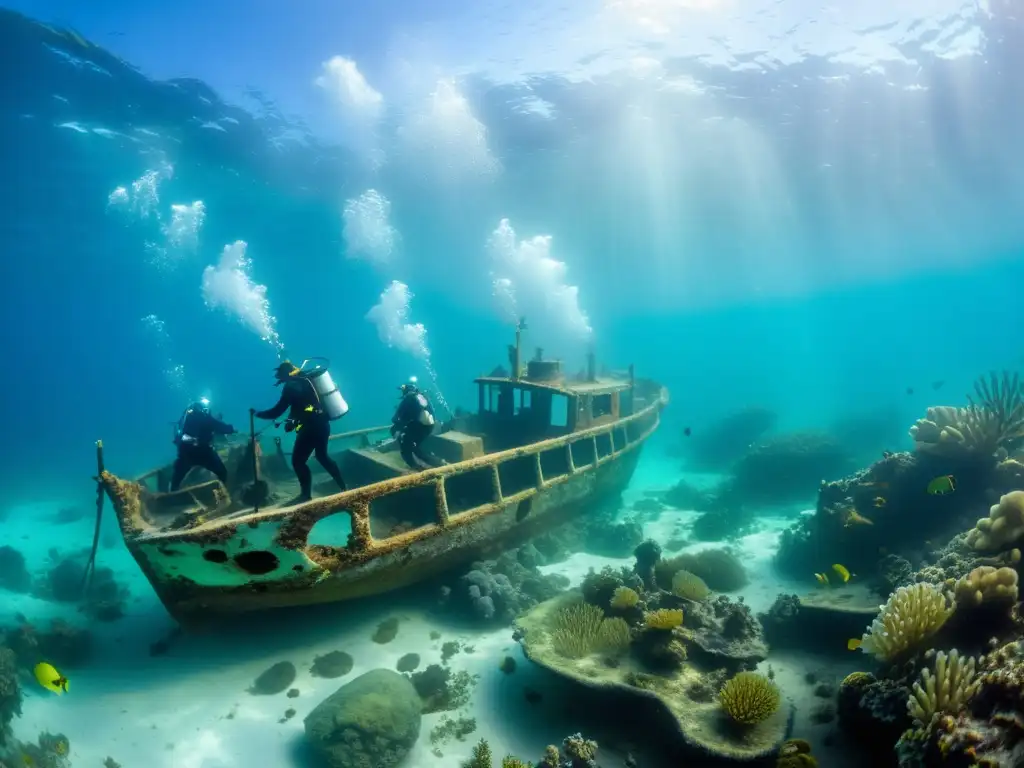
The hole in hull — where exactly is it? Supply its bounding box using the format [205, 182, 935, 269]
[516, 498, 533, 522]
[203, 549, 228, 563]
[234, 550, 280, 575]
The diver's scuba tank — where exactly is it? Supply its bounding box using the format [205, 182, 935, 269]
[416, 393, 435, 426]
[297, 358, 349, 420]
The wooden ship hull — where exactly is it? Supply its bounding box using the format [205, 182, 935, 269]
[99, 358, 667, 626]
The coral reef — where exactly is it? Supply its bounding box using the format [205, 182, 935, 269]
[671, 570, 710, 601]
[583, 516, 643, 558]
[966, 490, 1024, 552]
[3, 619, 94, 669]
[549, 602, 631, 659]
[0, 647, 22, 747]
[678, 406, 778, 472]
[906, 648, 980, 725]
[408, 664, 476, 713]
[0, 546, 30, 593]
[609, 586, 639, 610]
[730, 431, 852, 507]
[581, 566, 643, 610]
[909, 371, 1024, 459]
[949, 565, 1019, 607]
[304, 669, 421, 768]
[43, 553, 130, 621]
[776, 738, 817, 768]
[718, 671, 781, 725]
[439, 548, 569, 624]
[462, 734, 603, 768]
[656, 548, 748, 593]
[633, 540, 662, 591]
[514, 591, 791, 761]
[857, 583, 956, 661]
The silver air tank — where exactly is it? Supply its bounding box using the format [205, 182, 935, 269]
[300, 358, 349, 420]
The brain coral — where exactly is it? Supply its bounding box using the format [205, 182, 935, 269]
[857, 583, 955, 661]
[719, 671, 781, 725]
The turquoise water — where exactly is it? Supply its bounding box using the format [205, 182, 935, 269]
[0, 3, 1022, 767]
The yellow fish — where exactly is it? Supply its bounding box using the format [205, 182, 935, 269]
[832, 564, 851, 583]
[847, 638, 862, 651]
[814, 572, 830, 586]
[33, 662, 68, 695]
[927, 475, 956, 495]
[842, 508, 874, 528]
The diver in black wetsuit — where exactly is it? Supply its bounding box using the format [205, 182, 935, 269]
[252, 361, 346, 504]
[170, 398, 236, 490]
[391, 379, 445, 470]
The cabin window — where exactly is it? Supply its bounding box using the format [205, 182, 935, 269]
[593, 394, 613, 419]
[551, 394, 569, 427]
[515, 389, 532, 415]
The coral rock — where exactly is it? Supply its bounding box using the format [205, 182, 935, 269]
[967, 491, 1024, 552]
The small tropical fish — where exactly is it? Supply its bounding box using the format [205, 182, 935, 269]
[33, 662, 68, 695]
[873, 496, 887, 508]
[847, 638, 863, 651]
[814, 572, 830, 586]
[842, 508, 874, 528]
[832, 564, 851, 583]
[927, 475, 956, 495]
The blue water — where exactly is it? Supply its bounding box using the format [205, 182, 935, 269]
[0, 2, 1022, 766]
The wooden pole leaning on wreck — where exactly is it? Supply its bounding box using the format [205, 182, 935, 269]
[80, 439, 105, 598]
[249, 408, 261, 514]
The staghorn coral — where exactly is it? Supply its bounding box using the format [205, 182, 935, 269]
[563, 732, 598, 762]
[719, 671, 781, 725]
[671, 569, 710, 601]
[907, 649, 981, 725]
[857, 583, 955, 661]
[966, 490, 1024, 552]
[948, 565, 1019, 607]
[609, 586, 639, 610]
[644, 608, 683, 631]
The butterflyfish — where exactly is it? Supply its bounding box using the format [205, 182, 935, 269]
[814, 572, 830, 586]
[847, 638, 863, 651]
[927, 475, 956, 495]
[33, 662, 68, 695]
[832, 563, 851, 583]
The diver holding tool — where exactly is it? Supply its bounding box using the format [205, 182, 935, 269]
[252, 359, 348, 506]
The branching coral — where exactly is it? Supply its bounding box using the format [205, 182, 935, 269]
[671, 570, 710, 601]
[948, 566, 1019, 607]
[644, 608, 683, 631]
[966, 491, 1024, 552]
[856, 583, 956, 661]
[907, 649, 981, 725]
[563, 733, 598, 762]
[719, 671, 781, 725]
[909, 371, 1024, 458]
[593, 618, 632, 656]
[462, 738, 493, 768]
[609, 586, 639, 610]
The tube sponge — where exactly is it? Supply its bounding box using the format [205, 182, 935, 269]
[907, 649, 980, 725]
[966, 491, 1024, 552]
[949, 566, 1019, 607]
[857, 583, 956, 661]
[718, 671, 781, 725]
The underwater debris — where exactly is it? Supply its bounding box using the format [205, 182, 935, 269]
[310, 650, 353, 679]
[249, 661, 296, 695]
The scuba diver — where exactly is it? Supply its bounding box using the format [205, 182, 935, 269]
[252, 361, 347, 504]
[391, 378, 446, 470]
[170, 398, 236, 491]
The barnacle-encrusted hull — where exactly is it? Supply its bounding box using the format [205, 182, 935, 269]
[101, 387, 666, 626]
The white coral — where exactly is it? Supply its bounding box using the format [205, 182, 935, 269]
[858, 583, 956, 661]
[907, 649, 980, 725]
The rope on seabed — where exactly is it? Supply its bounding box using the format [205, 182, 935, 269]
[80, 439, 105, 600]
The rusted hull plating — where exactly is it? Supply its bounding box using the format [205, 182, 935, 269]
[101, 388, 666, 624]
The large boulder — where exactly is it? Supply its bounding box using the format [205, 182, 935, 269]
[304, 668, 421, 768]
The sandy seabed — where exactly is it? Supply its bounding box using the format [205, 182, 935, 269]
[4, 453, 867, 768]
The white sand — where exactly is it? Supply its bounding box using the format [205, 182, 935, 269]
[4, 454, 868, 768]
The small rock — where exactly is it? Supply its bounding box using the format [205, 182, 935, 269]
[287, 688, 299, 698]
[396, 653, 420, 673]
[310, 651, 354, 679]
[373, 617, 400, 644]
[249, 661, 296, 695]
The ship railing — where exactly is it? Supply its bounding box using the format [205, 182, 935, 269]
[264, 387, 668, 555]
